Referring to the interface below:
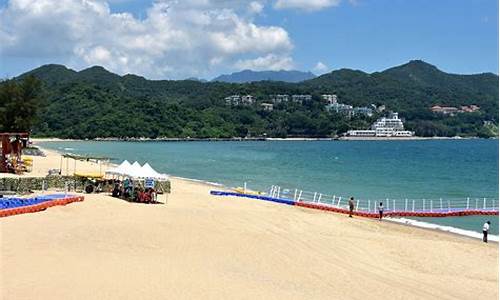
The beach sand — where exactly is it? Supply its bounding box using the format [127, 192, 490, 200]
[1, 148, 498, 299]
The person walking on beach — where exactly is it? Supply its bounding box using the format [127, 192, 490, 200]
[348, 197, 355, 217]
[378, 202, 384, 220]
[483, 221, 491, 243]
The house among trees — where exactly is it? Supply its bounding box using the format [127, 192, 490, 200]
[322, 94, 338, 104]
[291, 94, 312, 103]
[260, 103, 274, 111]
[431, 105, 480, 116]
[269, 94, 289, 103]
[224, 95, 255, 106]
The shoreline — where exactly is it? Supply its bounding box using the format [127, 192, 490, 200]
[29, 141, 499, 241]
[30, 136, 491, 143]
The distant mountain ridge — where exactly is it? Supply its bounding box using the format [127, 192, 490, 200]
[212, 69, 316, 83]
[15, 60, 498, 139]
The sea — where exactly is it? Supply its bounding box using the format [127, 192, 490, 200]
[38, 139, 499, 235]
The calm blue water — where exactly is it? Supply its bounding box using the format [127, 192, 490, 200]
[39, 140, 499, 234]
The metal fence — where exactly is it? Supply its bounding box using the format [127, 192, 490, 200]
[267, 185, 499, 212]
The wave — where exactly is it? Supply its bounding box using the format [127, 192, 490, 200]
[386, 217, 498, 242]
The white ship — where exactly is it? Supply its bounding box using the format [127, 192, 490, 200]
[347, 112, 414, 137]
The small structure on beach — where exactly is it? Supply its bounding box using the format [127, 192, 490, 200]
[0, 132, 30, 174]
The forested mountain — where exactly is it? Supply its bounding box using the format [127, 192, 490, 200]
[212, 69, 316, 83]
[9, 60, 498, 139]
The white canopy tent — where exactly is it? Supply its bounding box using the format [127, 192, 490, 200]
[105, 160, 131, 176]
[105, 160, 168, 180]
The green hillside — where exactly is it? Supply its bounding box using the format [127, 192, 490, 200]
[7, 60, 498, 139]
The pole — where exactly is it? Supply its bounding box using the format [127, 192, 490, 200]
[405, 199, 408, 211]
[337, 197, 341, 207]
[475, 198, 478, 210]
[430, 200, 433, 212]
[356, 200, 359, 211]
[318, 193, 322, 203]
[297, 190, 302, 202]
[294, 189, 297, 201]
[313, 192, 317, 202]
[244, 182, 247, 193]
[448, 199, 451, 212]
[467, 197, 469, 209]
[483, 198, 486, 209]
[277, 186, 280, 198]
[412, 199, 415, 212]
[423, 199, 425, 211]
[393, 199, 395, 212]
[332, 195, 336, 205]
[368, 200, 371, 212]
[386, 198, 389, 211]
[440, 198, 442, 210]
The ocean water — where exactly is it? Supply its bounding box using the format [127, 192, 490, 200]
[38, 139, 499, 234]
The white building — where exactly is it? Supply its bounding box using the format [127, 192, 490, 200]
[322, 94, 338, 104]
[291, 94, 312, 103]
[347, 112, 414, 137]
[241, 95, 255, 105]
[225, 95, 240, 106]
[270, 94, 289, 103]
[261, 103, 274, 111]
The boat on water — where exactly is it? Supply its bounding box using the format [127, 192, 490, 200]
[347, 112, 414, 137]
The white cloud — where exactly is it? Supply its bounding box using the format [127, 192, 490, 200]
[0, 0, 293, 79]
[313, 61, 328, 74]
[248, 1, 264, 14]
[274, 0, 341, 11]
[235, 54, 293, 71]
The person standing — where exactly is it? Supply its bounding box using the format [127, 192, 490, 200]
[378, 202, 384, 220]
[483, 221, 491, 243]
[348, 197, 355, 218]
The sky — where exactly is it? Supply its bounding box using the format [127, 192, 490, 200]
[0, 0, 498, 80]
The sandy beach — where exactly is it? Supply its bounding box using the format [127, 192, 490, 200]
[1, 147, 498, 299]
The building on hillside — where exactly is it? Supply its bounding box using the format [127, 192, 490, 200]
[261, 103, 274, 111]
[322, 94, 338, 104]
[225, 95, 241, 106]
[270, 94, 289, 103]
[430, 105, 459, 115]
[353, 106, 374, 117]
[326, 102, 353, 115]
[225, 95, 255, 106]
[376, 105, 386, 113]
[460, 105, 480, 112]
[241, 95, 255, 105]
[291, 94, 312, 103]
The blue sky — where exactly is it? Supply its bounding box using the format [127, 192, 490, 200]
[0, 0, 498, 79]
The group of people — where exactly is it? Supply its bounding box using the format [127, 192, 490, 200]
[347, 197, 493, 243]
[111, 178, 157, 203]
[347, 197, 385, 220]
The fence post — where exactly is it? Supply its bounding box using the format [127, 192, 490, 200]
[483, 198, 486, 209]
[466, 197, 469, 209]
[405, 199, 408, 211]
[337, 197, 341, 207]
